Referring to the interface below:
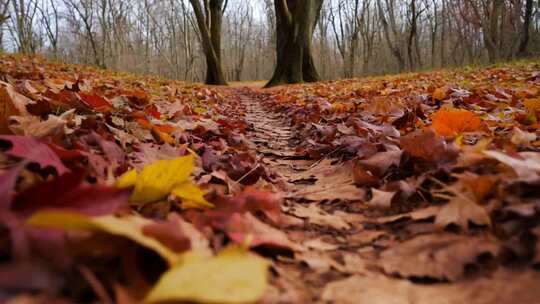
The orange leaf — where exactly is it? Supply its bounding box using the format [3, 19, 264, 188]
[431, 108, 482, 137]
[432, 87, 447, 101]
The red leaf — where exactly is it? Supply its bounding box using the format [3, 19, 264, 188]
[13, 171, 129, 216]
[0, 135, 69, 174]
[145, 104, 161, 119]
[77, 92, 112, 112]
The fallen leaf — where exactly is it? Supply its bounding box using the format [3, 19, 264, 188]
[0, 135, 69, 174]
[431, 108, 482, 137]
[484, 150, 540, 182]
[288, 204, 351, 230]
[8, 109, 75, 138]
[378, 233, 499, 281]
[367, 189, 395, 208]
[435, 197, 491, 231]
[0, 82, 32, 132]
[117, 155, 195, 205]
[432, 87, 447, 100]
[13, 170, 129, 216]
[322, 269, 540, 304]
[145, 246, 268, 304]
[226, 212, 301, 251]
[172, 181, 213, 209]
[400, 129, 459, 166]
[26, 211, 181, 265]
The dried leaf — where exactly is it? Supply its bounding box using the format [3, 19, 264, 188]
[145, 246, 268, 304]
[116, 155, 195, 205]
[26, 211, 181, 265]
[0, 135, 69, 174]
[172, 180, 213, 209]
[431, 108, 482, 137]
[378, 233, 499, 281]
[367, 189, 395, 208]
[484, 150, 540, 182]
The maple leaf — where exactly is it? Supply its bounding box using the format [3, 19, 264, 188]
[432, 179, 491, 231]
[8, 109, 75, 138]
[484, 150, 540, 182]
[13, 170, 129, 216]
[117, 155, 206, 206]
[0, 82, 33, 133]
[0, 135, 69, 174]
[367, 188, 395, 209]
[432, 87, 447, 101]
[378, 233, 499, 281]
[226, 212, 301, 251]
[77, 92, 112, 112]
[26, 210, 182, 265]
[171, 180, 213, 209]
[400, 129, 459, 166]
[430, 107, 482, 137]
[145, 246, 268, 304]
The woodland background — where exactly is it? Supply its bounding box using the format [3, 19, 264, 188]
[1, 0, 539, 82]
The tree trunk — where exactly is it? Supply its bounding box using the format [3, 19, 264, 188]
[484, 0, 503, 63]
[265, 0, 322, 88]
[517, 0, 533, 57]
[189, 0, 227, 85]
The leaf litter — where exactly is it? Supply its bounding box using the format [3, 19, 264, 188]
[0, 54, 539, 303]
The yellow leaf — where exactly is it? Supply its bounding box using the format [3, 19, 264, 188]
[145, 246, 268, 304]
[172, 181, 214, 209]
[26, 211, 181, 265]
[116, 169, 138, 188]
[130, 155, 194, 205]
[193, 106, 207, 115]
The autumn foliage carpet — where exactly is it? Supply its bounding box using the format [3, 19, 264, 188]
[0, 54, 539, 303]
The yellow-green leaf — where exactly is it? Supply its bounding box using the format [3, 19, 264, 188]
[116, 169, 138, 188]
[193, 106, 207, 115]
[145, 246, 268, 304]
[26, 211, 181, 265]
[172, 181, 214, 209]
[129, 155, 194, 205]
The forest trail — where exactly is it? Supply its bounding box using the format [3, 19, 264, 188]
[1, 54, 540, 303]
[239, 87, 359, 301]
[233, 87, 540, 303]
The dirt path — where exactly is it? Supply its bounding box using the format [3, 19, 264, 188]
[234, 88, 540, 304]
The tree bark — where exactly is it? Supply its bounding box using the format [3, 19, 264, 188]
[377, 0, 406, 72]
[265, 0, 323, 88]
[517, 0, 533, 57]
[189, 0, 227, 85]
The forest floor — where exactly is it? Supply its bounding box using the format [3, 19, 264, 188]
[0, 54, 539, 303]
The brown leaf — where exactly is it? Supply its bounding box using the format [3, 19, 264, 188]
[435, 196, 491, 231]
[367, 188, 395, 209]
[0, 82, 32, 133]
[322, 269, 540, 304]
[378, 233, 499, 281]
[400, 129, 459, 166]
[226, 212, 301, 251]
[287, 204, 351, 230]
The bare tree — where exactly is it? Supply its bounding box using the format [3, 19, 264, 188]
[37, 0, 59, 59]
[266, 0, 324, 87]
[64, 0, 105, 67]
[189, 0, 227, 85]
[0, 0, 11, 51]
[9, 0, 40, 54]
